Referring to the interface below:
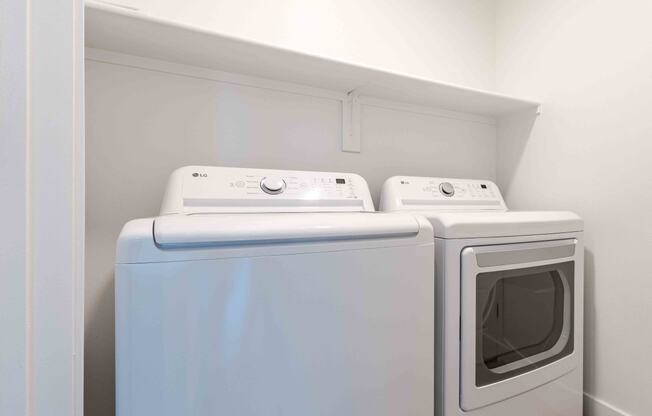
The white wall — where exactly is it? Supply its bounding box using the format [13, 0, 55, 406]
[1, 0, 84, 414]
[495, 1, 652, 415]
[84, 54, 497, 415]
[104, 0, 495, 90]
[1, 0, 29, 412]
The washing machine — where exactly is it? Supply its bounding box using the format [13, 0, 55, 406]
[115, 166, 434, 416]
[380, 176, 583, 416]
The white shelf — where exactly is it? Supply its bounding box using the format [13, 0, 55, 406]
[85, 2, 540, 118]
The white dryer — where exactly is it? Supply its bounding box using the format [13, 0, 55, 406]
[115, 166, 434, 416]
[380, 176, 583, 416]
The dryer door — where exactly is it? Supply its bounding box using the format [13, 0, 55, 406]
[459, 239, 580, 411]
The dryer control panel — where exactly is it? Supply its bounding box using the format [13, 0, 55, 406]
[379, 176, 507, 212]
[160, 166, 375, 214]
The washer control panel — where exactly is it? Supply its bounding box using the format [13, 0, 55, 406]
[161, 166, 375, 214]
[380, 176, 507, 211]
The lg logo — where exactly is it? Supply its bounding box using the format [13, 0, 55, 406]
[192, 172, 208, 178]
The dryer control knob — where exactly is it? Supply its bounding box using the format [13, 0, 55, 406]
[439, 182, 455, 197]
[260, 176, 286, 195]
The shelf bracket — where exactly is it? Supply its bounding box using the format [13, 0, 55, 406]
[342, 90, 361, 153]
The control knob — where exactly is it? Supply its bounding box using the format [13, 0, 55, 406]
[260, 176, 286, 195]
[439, 182, 455, 197]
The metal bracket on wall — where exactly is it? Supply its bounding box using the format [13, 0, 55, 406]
[342, 90, 361, 153]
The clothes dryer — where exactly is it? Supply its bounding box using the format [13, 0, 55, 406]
[381, 176, 583, 416]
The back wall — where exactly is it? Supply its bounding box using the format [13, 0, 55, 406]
[84, 54, 497, 416]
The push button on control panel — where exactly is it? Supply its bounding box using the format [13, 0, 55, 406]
[260, 176, 286, 195]
[439, 182, 455, 197]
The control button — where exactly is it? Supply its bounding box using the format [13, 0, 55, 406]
[260, 176, 286, 195]
[439, 182, 455, 197]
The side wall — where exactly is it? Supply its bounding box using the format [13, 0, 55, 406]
[0, 0, 84, 414]
[0, 0, 29, 410]
[495, 1, 652, 415]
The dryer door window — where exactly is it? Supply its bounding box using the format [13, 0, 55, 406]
[475, 262, 574, 387]
[459, 239, 581, 412]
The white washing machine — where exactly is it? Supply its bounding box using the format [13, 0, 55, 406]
[380, 176, 584, 416]
[115, 166, 434, 416]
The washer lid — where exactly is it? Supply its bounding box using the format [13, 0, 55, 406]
[419, 210, 583, 238]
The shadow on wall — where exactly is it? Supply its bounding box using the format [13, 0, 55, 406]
[582, 248, 596, 416]
[85, 269, 116, 416]
[496, 108, 538, 196]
